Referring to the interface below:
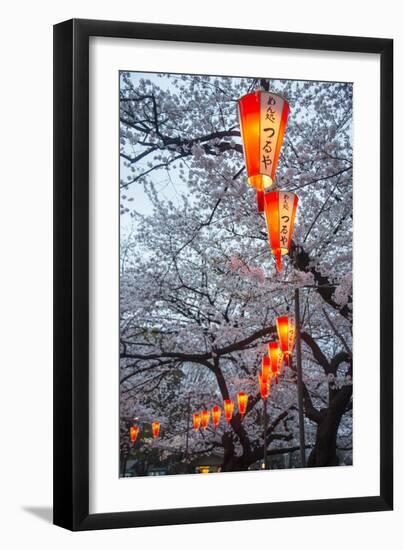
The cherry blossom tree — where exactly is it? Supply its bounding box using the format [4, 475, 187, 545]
[119, 72, 353, 474]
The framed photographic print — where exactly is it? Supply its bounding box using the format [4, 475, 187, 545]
[53, 19, 393, 530]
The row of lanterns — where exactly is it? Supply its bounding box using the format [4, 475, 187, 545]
[128, 87, 299, 453]
[238, 87, 301, 463]
[192, 316, 296, 433]
[129, 421, 160, 443]
[258, 316, 296, 398]
[238, 89, 300, 461]
[238, 89, 298, 271]
[128, 316, 295, 446]
[192, 393, 249, 432]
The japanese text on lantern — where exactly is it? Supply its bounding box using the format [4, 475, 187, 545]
[279, 191, 292, 250]
[259, 93, 283, 179]
[288, 318, 296, 352]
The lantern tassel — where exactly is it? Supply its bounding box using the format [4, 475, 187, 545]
[275, 250, 282, 272]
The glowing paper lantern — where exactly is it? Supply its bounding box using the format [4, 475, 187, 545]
[258, 372, 269, 400]
[261, 355, 271, 382]
[268, 341, 282, 383]
[212, 405, 221, 429]
[201, 410, 210, 430]
[237, 392, 249, 418]
[130, 425, 139, 443]
[193, 413, 201, 431]
[264, 191, 298, 271]
[223, 399, 234, 424]
[238, 90, 290, 193]
[152, 421, 160, 439]
[276, 315, 296, 365]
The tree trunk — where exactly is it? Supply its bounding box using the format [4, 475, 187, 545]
[308, 384, 352, 467]
[121, 454, 127, 476]
[308, 411, 341, 466]
[221, 430, 252, 471]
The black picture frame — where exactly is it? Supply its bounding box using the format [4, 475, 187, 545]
[53, 18, 393, 531]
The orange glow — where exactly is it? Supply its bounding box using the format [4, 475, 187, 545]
[258, 372, 270, 400]
[256, 190, 265, 212]
[201, 410, 210, 430]
[238, 91, 290, 192]
[276, 315, 296, 365]
[268, 341, 282, 382]
[212, 405, 221, 428]
[264, 191, 298, 271]
[193, 413, 201, 431]
[224, 399, 234, 424]
[272, 102, 290, 173]
[130, 425, 139, 443]
[261, 354, 271, 383]
[237, 392, 249, 417]
[152, 421, 160, 439]
[238, 92, 260, 187]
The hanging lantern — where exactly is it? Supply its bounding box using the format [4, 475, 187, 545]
[223, 399, 234, 424]
[193, 412, 201, 431]
[130, 425, 139, 443]
[237, 392, 249, 418]
[276, 315, 296, 365]
[238, 90, 290, 193]
[261, 354, 271, 382]
[151, 421, 160, 439]
[267, 341, 282, 383]
[211, 405, 221, 429]
[258, 372, 270, 400]
[201, 410, 210, 430]
[264, 191, 298, 271]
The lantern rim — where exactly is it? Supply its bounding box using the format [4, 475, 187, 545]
[238, 90, 291, 109]
[272, 247, 289, 256]
[264, 189, 298, 202]
[248, 174, 274, 191]
[276, 315, 289, 324]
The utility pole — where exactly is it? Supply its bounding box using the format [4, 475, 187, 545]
[184, 395, 191, 471]
[294, 288, 306, 467]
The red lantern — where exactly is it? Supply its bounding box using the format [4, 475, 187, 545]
[261, 354, 271, 383]
[267, 341, 282, 383]
[264, 191, 298, 271]
[211, 405, 221, 429]
[224, 399, 234, 424]
[193, 412, 201, 431]
[201, 410, 210, 430]
[276, 315, 296, 365]
[238, 91, 290, 193]
[258, 372, 270, 400]
[152, 421, 160, 439]
[130, 425, 139, 443]
[237, 392, 248, 418]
